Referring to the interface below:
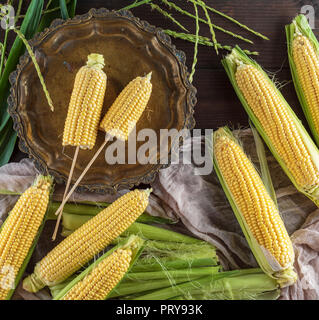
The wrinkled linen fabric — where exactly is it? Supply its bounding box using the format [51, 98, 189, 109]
[0, 129, 318, 300]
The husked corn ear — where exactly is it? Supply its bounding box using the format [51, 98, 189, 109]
[213, 128, 296, 287]
[286, 15, 319, 147]
[63, 53, 107, 149]
[23, 189, 151, 292]
[100, 72, 152, 141]
[0, 175, 52, 300]
[62, 248, 132, 300]
[222, 47, 319, 205]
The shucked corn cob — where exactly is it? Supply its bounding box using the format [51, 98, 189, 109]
[222, 47, 319, 206]
[23, 189, 151, 292]
[100, 72, 153, 141]
[286, 15, 319, 147]
[55, 236, 144, 300]
[63, 53, 107, 150]
[213, 127, 296, 287]
[0, 175, 53, 300]
[54, 54, 107, 240]
[53, 73, 153, 223]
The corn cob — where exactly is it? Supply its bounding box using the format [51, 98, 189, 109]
[54, 53, 107, 241]
[63, 53, 107, 150]
[23, 189, 151, 292]
[213, 127, 296, 287]
[286, 14, 319, 147]
[100, 72, 153, 141]
[222, 46, 319, 206]
[55, 236, 144, 300]
[53, 72, 153, 227]
[0, 175, 53, 300]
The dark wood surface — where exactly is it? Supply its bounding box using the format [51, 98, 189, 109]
[4, 0, 319, 161]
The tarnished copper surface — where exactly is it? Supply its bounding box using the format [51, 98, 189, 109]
[8, 8, 196, 193]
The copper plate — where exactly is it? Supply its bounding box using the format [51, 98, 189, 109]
[8, 8, 196, 193]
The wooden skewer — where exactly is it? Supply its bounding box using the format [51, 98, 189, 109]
[61, 145, 79, 207]
[52, 135, 111, 240]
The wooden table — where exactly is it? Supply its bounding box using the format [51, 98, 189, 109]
[8, 0, 319, 160]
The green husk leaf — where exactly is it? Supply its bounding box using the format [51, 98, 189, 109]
[124, 267, 220, 281]
[286, 14, 319, 146]
[109, 277, 193, 299]
[212, 127, 296, 287]
[53, 235, 144, 300]
[222, 46, 319, 207]
[0, 175, 53, 299]
[133, 268, 279, 300]
[123, 222, 202, 244]
[249, 120, 278, 208]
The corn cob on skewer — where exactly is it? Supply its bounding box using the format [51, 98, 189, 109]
[286, 14, 319, 147]
[62, 53, 107, 150]
[55, 53, 107, 240]
[23, 189, 151, 292]
[222, 46, 319, 206]
[55, 236, 144, 300]
[53, 72, 153, 236]
[213, 127, 296, 287]
[0, 175, 53, 300]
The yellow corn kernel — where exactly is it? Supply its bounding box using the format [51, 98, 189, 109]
[62, 248, 132, 300]
[63, 53, 107, 149]
[214, 131, 294, 270]
[0, 175, 52, 300]
[100, 72, 152, 141]
[292, 35, 319, 137]
[235, 64, 319, 192]
[23, 189, 151, 292]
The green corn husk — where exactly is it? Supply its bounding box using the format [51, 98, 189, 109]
[45, 201, 174, 226]
[110, 278, 191, 299]
[49, 234, 218, 299]
[125, 267, 220, 281]
[222, 46, 319, 206]
[286, 14, 319, 147]
[250, 121, 278, 207]
[212, 127, 296, 287]
[133, 269, 279, 300]
[131, 239, 218, 272]
[54, 235, 144, 300]
[62, 220, 200, 244]
[0, 175, 53, 300]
